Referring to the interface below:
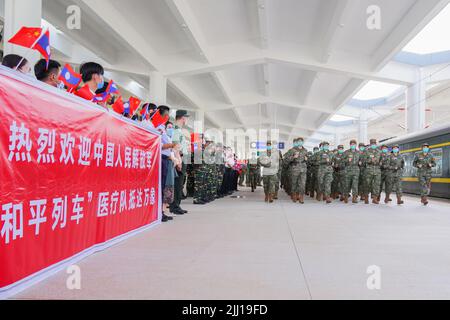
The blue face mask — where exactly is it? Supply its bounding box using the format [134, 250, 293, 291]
[338, 149, 344, 154]
[360, 147, 365, 152]
[371, 145, 377, 150]
[393, 148, 399, 154]
[267, 146, 273, 151]
[323, 146, 329, 151]
[382, 149, 388, 154]
[350, 145, 356, 150]
[97, 76, 105, 90]
[423, 148, 430, 153]
[166, 128, 174, 137]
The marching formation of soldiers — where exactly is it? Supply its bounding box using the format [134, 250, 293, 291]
[258, 138, 437, 206]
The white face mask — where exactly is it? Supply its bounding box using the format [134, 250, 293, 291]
[57, 81, 65, 90]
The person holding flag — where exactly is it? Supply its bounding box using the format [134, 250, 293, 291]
[34, 59, 62, 88]
[2, 54, 31, 74]
[95, 80, 120, 104]
[74, 62, 105, 102]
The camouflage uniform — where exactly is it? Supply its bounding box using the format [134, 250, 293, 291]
[284, 143, 308, 203]
[281, 156, 292, 196]
[358, 144, 367, 199]
[248, 161, 260, 192]
[258, 146, 280, 203]
[413, 145, 436, 205]
[186, 161, 195, 198]
[362, 141, 382, 204]
[310, 149, 321, 198]
[193, 161, 206, 203]
[385, 148, 405, 204]
[333, 147, 346, 200]
[379, 147, 391, 200]
[275, 150, 283, 198]
[317, 143, 334, 203]
[305, 151, 314, 196]
[343, 145, 361, 202]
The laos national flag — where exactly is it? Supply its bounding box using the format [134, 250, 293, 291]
[107, 80, 120, 95]
[59, 64, 82, 92]
[33, 29, 51, 67]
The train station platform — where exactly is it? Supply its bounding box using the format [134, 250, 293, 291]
[11, 188, 450, 300]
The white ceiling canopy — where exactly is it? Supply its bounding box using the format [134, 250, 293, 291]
[38, 0, 450, 147]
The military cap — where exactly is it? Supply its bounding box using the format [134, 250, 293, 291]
[359, 142, 366, 147]
[322, 141, 330, 146]
[350, 139, 357, 145]
[370, 138, 377, 144]
[338, 145, 344, 149]
[422, 143, 430, 147]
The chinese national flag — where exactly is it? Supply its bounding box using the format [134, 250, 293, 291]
[112, 96, 125, 114]
[151, 110, 169, 128]
[8, 27, 43, 48]
[74, 84, 95, 102]
[129, 96, 141, 115]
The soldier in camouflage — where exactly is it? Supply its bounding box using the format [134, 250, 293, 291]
[305, 150, 314, 196]
[343, 140, 361, 204]
[385, 144, 405, 205]
[379, 145, 391, 203]
[358, 143, 367, 201]
[258, 141, 280, 203]
[413, 143, 436, 205]
[309, 146, 321, 199]
[317, 141, 335, 204]
[361, 139, 382, 204]
[248, 154, 260, 192]
[284, 137, 309, 204]
[333, 145, 346, 201]
[281, 153, 292, 197]
[193, 143, 207, 205]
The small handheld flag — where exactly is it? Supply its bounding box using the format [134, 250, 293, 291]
[74, 84, 95, 102]
[151, 110, 169, 128]
[59, 64, 82, 92]
[112, 96, 125, 114]
[34, 29, 51, 68]
[129, 96, 141, 115]
[8, 27, 43, 48]
[8, 27, 52, 68]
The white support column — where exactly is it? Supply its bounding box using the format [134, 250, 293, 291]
[149, 71, 167, 105]
[358, 109, 368, 145]
[406, 68, 426, 134]
[3, 0, 42, 66]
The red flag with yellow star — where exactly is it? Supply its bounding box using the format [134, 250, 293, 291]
[8, 27, 43, 49]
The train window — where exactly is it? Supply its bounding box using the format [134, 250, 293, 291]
[432, 148, 443, 177]
[404, 153, 416, 177]
[402, 149, 443, 177]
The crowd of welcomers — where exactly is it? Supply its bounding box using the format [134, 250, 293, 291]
[1, 54, 243, 222]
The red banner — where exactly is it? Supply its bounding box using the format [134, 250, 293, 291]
[0, 68, 161, 292]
